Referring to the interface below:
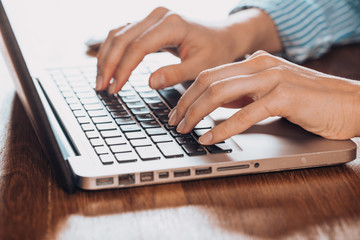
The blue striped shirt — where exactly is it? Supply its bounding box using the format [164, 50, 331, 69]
[231, 0, 360, 63]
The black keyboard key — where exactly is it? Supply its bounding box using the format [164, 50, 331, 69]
[157, 142, 184, 158]
[99, 154, 115, 165]
[111, 111, 130, 118]
[102, 98, 120, 106]
[120, 124, 141, 132]
[115, 117, 135, 125]
[145, 128, 167, 136]
[135, 114, 155, 122]
[205, 144, 232, 154]
[115, 152, 138, 163]
[140, 121, 160, 129]
[158, 115, 169, 124]
[107, 105, 126, 112]
[164, 124, 176, 130]
[175, 136, 197, 145]
[182, 143, 206, 156]
[158, 88, 182, 108]
[153, 109, 170, 117]
[148, 102, 167, 110]
[135, 146, 161, 160]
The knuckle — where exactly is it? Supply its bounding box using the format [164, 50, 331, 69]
[186, 105, 197, 119]
[196, 70, 213, 87]
[127, 40, 144, 53]
[108, 28, 119, 38]
[252, 52, 278, 67]
[206, 81, 224, 100]
[151, 6, 169, 16]
[163, 12, 183, 24]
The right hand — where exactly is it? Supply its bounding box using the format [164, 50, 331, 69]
[95, 7, 280, 93]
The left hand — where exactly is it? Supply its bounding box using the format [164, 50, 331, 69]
[168, 50, 360, 144]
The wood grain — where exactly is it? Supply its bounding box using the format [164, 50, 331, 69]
[0, 1, 360, 239]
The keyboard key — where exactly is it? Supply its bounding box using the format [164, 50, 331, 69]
[125, 131, 146, 140]
[140, 121, 160, 129]
[65, 97, 78, 104]
[77, 116, 91, 124]
[99, 154, 115, 165]
[69, 103, 82, 111]
[147, 102, 167, 110]
[143, 97, 162, 104]
[96, 123, 117, 131]
[139, 91, 158, 98]
[175, 136, 197, 145]
[100, 130, 122, 138]
[158, 115, 169, 124]
[106, 105, 126, 112]
[120, 124, 141, 132]
[193, 129, 210, 138]
[135, 114, 155, 122]
[115, 152, 138, 163]
[131, 107, 150, 115]
[164, 124, 176, 130]
[135, 146, 161, 160]
[151, 135, 173, 143]
[102, 98, 120, 106]
[194, 119, 214, 129]
[158, 88, 182, 108]
[105, 137, 127, 146]
[73, 109, 87, 117]
[88, 110, 108, 117]
[126, 101, 145, 109]
[115, 117, 135, 125]
[182, 143, 206, 156]
[95, 146, 111, 155]
[110, 144, 133, 153]
[157, 142, 184, 158]
[81, 123, 95, 131]
[145, 128, 167, 136]
[86, 130, 100, 139]
[153, 109, 170, 117]
[118, 90, 136, 97]
[80, 98, 99, 105]
[205, 144, 232, 154]
[122, 95, 141, 103]
[90, 138, 105, 147]
[76, 92, 96, 99]
[130, 139, 152, 147]
[84, 104, 104, 111]
[111, 111, 130, 118]
[91, 116, 112, 124]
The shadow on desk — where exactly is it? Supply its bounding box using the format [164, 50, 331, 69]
[1, 94, 360, 239]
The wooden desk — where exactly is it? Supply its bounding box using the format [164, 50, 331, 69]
[1, 1, 360, 239]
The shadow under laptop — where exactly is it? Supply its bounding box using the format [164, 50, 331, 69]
[2, 95, 360, 239]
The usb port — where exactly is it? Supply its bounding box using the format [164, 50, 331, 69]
[174, 169, 191, 178]
[140, 172, 154, 182]
[159, 172, 169, 179]
[119, 174, 135, 185]
[195, 167, 212, 175]
[96, 177, 114, 186]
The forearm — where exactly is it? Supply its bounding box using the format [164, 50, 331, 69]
[221, 8, 282, 60]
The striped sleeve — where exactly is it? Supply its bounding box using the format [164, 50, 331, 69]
[231, 0, 360, 63]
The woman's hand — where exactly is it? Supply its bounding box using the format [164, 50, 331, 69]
[169, 51, 360, 144]
[95, 7, 281, 93]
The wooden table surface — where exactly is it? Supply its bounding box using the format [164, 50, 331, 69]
[1, 1, 360, 239]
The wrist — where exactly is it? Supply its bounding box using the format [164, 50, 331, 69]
[223, 8, 282, 60]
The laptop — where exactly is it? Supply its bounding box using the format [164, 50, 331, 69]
[0, 0, 357, 193]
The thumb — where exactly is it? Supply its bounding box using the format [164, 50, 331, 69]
[149, 59, 200, 89]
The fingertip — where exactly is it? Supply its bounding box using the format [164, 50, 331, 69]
[95, 75, 103, 91]
[199, 131, 213, 145]
[149, 72, 166, 89]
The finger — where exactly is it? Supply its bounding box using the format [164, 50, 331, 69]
[149, 56, 205, 89]
[176, 69, 281, 134]
[199, 91, 285, 145]
[171, 52, 282, 124]
[96, 7, 170, 91]
[108, 13, 188, 93]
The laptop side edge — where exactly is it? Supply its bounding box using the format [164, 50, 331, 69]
[0, 0, 76, 193]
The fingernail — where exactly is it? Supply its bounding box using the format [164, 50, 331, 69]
[95, 75, 103, 91]
[150, 74, 165, 89]
[108, 82, 116, 94]
[168, 109, 178, 125]
[177, 119, 185, 133]
[199, 131, 213, 145]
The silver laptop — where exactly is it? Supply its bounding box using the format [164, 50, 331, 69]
[0, 0, 356, 193]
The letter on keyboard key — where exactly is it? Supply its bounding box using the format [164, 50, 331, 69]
[157, 142, 184, 158]
[136, 146, 161, 160]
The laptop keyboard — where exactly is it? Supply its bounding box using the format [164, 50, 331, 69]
[48, 63, 232, 165]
